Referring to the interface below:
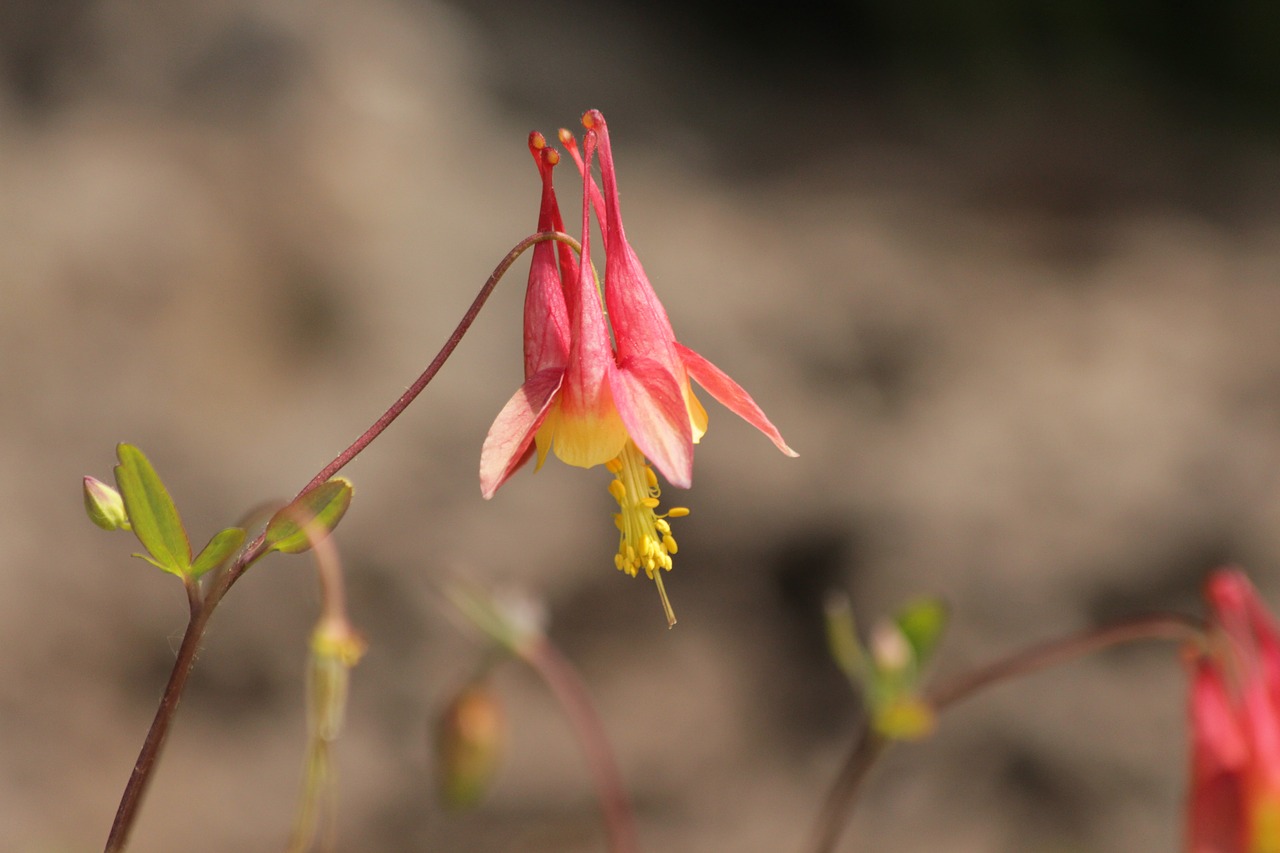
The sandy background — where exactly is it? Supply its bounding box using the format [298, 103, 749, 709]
[5, 1, 1280, 850]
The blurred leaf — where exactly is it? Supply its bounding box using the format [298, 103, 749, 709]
[189, 527, 246, 579]
[445, 582, 545, 655]
[824, 591, 866, 684]
[264, 478, 353, 555]
[113, 444, 192, 576]
[895, 598, 948, 671]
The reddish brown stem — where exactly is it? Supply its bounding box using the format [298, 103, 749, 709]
[103, 230, 577, 852]
[296, 230, 580, 499]
[925, 612, 1204, 712]
[801, 726, 886, 853]
[522, 638, 639, 853]
[104, 602, 214, 853]
[802, 611, 1205, 853]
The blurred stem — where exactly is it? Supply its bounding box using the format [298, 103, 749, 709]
[104, 233, 579, 852]
[802, 611, 1205, 853]
[924, 612, 1203, 712]
[801, 726, 886, 853]
[521, 637, 639, 853]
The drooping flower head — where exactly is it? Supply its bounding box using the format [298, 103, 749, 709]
[1187, 569, 1280, 853]
[481, 110, 796, 626]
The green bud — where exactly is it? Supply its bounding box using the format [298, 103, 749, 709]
[83, 476, 130, 531]
[437, 682, 505, 810]
[308, 618, 366, 742]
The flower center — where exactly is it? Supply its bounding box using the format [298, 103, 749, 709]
[606, 440, 689, 628]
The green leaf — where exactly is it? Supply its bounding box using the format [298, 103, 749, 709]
[264, 478, 354, 554]
[895, 598, 948, 671]
[189, 527, 246, 579]
[113, 444, 192, 576]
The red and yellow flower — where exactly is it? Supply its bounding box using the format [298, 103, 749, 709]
[481, 110, 795, 625]
[1188, 569, 1280, 853]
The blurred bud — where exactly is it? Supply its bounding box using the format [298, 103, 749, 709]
[308, 617, 366, 742]
[870, 620, 913, 677]
[824, 589, 949, 744]
[83, 476, 130, 531]
[437, 681, 505, 810]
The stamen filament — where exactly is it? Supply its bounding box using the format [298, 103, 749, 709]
[606, 440, 689, 626]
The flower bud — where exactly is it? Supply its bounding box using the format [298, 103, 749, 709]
[436, 681, 505, 810]
[308, 618, 365, 742]
[870, 620, 913, 677]
[83, 476, 130, 531]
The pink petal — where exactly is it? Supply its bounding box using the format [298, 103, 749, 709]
[677, 342, 797, 457]
[581, 113, 682, 369]
[557, 128, 608, 254]
[610, 357, 694, 488]
[1189, 663, 1249, 853]
[480, 368, 564, 499]
[556, 131, 616, 420]
[523, 139, 571, 378]
[602, 240, 682, 367]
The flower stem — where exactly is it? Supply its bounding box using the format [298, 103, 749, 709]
[104, 602, 214, 853]
[801, 726, 887, 853]
[103, 231, 580, 852]
[924, 611, 1204, 712]
[296, 230, 581, 498]
[801, 611, 1205, 853]
[521, 637, 639, 853]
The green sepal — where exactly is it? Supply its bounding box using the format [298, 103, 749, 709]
[264, 478, 354, 554]
[113, 444, 192, 576]
[189, 527, 247, 579]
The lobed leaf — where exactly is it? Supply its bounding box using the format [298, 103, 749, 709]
[113, 444, 192, 576]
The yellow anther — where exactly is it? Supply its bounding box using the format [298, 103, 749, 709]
[666, 507, 690, 518]
[605, 440, 686, 626]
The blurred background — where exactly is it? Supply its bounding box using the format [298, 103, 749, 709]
[5, 0, 1280, 850]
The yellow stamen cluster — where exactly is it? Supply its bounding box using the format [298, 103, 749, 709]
[606, 441, 689, 628]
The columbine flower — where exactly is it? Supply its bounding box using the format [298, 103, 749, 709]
[481, 110, 796, 626]
[1187, 569, 1280, 853]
